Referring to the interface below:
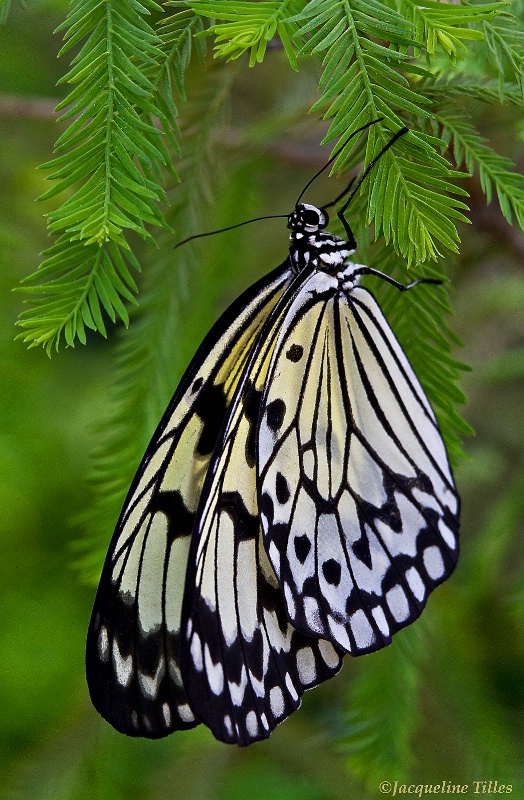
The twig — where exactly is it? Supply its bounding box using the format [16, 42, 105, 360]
[0, 93, 57, 119]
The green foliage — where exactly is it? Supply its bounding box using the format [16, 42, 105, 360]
[18, 0, 524, 356]
[16, 1, 203, 353]
[422, 74, 524, 109]
[183, 0, 512, 270]
[479, 3, 524, 92]
[295, 0, 472, 264]
[401, 0, 501, 60]
[0, 0, 12, 25]
[186, 0, 304, 68]
[4, 1, 524, 794]
[0, 0, 524, 800]
[148, 7, 206, 139]
[343, 626, 425, 789]
[437, 112, 524, 228]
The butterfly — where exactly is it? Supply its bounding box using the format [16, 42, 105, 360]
[86, 125, 460, 746]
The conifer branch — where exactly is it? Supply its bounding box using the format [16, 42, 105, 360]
[16, 1, 202, 353]
[75, 66, 235, 579]
[438, 111, 524, 228]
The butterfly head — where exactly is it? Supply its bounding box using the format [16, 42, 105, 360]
[288, 203, 329, 234]
[287, 202, 354, 275]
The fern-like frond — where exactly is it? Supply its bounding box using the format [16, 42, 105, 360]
[47, 0, 167, 243]
[186, 0, 304, 68]
[143, 6, 206, 161]
[363, 130, 469, 264]
[75, 65, 236, 582]
[474, 3, 524, 94]
[424, 75, 524, 108]
[288, 1, 468, 263]
[296, 0, 420, 142]
[17, 237, 139, 351]
[158, 6, 206, 101]
[398, 0, 503, 62]
[16, 0, 177, 353]
[17, 0, 207, 353]
[186, 0, 520, 266]
[438, 111, 524, 227]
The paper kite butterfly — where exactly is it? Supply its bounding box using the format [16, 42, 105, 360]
[86, 125, 460, 746]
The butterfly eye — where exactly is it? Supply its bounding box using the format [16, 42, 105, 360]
[304, 208, 320, 225]
[302, 208, 321, 227]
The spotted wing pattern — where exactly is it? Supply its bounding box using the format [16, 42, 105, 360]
[180, 275, 342, 745]
[86, 263, 292, 738]
[258, 270, 460, 655]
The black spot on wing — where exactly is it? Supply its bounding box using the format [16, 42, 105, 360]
[373, 473, 403, 532]
[322, 558, 342, 586]
[345, 588, 375, 617]
[242, 381, 264, 468]
[258, 568, 290, 632]
[286, 343, 304, 362]
[191, 376, 203, 394]
[267, 522, 288, 554]
[294, 534, 311, 564]
[220, 492, 259, 540]
[194, 382, 228, 456]
[382, 501, 402, 532]
[266, 398, 286, 433]
[259, 491, 274, 526]
[151, 490, 195, 540]
[352, 532, 372, 569]
[275, 472, 290, 505]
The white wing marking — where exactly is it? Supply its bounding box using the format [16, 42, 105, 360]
[138, 512, 169, 634]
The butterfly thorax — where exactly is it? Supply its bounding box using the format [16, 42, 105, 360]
[287, 203, 355, 275]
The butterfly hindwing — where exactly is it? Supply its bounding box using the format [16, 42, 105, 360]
[86, 262, 293, 737]
[258, 268, 460, 655]
[180, 273, 342, 745]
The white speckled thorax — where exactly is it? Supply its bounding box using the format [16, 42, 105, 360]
[287, 202, 356, 276]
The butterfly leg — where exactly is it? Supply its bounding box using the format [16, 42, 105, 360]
[349, 266, 442, 292]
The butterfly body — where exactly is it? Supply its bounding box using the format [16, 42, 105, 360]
[87, 201, 459, 746]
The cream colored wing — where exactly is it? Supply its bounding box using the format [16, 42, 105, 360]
[86, 262, 292, 738]
[180, 270, 342, 745]
[258, 279, 460, 655]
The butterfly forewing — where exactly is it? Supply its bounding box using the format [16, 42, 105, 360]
[180, 272, 342, 745]
[258, 268, 460, 655]
[86, 262, 293, 737]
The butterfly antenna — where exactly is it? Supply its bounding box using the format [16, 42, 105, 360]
[295, 118, 383, 207]
[338, 126, 409, 215]
[174, 214, 289, 250]
[174, 121, 405, 250]
[333, 125, 409, 245]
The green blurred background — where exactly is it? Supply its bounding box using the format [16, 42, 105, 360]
[1, 1, 524, 798]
